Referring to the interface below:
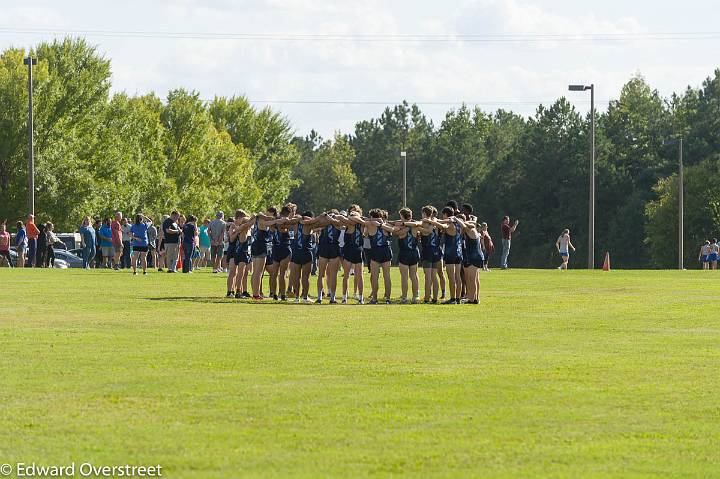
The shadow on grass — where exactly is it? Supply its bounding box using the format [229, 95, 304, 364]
[146, 296, 330, 305]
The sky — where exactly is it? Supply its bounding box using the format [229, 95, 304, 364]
[1, 0, 719, 138]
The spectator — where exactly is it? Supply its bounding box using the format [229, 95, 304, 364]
[111, 211, 123, 270]
[79, 216, 96, 269]
[146, 218, 158, 269]
[156, 215, 168, 272]
[121, 217, 132, 269]
[36, 223, 48, 268]
[199, 218, 211, 268]
[162, 211, 181, 273]
[182, 215, 199, 273]
[45, 222, 60, 268]
[93, 218, 103, 268]
[480, 222, 494, 272]
[130, 213, 150, 275]
[15, 221, 27, 269]
[500, 216, 519, 269]
[98, 218, 114, 269]
[0, 222, 12, 267]
[208, 211, 226, 273]
[26, 214, 39, 267]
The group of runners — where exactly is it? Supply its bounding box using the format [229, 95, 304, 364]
[220, 201, 494, 304]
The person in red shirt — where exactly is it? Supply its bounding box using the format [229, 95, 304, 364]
[0, 222, 12, 267]
[25, 214, 40, 267]
[500, 216, 519, 269]
[111, 211, 123, 270]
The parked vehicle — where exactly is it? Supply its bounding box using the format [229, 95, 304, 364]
[0, 250, 68, 268]
[52, 249, 84, 268]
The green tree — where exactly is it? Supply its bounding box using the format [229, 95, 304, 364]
[290, 134, 359, 213]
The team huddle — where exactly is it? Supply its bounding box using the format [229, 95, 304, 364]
[221, 201, 490, 305]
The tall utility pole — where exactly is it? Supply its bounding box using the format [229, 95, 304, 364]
[679, 138, 684, 270]
[23, 55, 37, 215]
[400, 151, 407, 207]
[569, 83, 596, 269]
[664, 138, 684, 270]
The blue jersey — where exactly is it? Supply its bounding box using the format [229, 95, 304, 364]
[370, 224, 389, 248]
[444, 221, 463, 260]
[421, 228, 441, 261]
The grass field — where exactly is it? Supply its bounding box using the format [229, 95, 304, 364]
[0, 267, 718, 478]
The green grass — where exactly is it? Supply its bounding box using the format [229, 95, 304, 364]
[0, 267, 718, 478]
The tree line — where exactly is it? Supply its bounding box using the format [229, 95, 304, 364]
[1, 38, 719, 268]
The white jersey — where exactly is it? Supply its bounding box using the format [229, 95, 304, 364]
[701, 244, 712, 256]
[558, 234, 570, 254]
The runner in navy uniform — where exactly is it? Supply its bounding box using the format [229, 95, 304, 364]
[338, 205, 365, 304]
[284, 211, 321, 302]
[226, 210, 255, 298]
[436, 207, 467, 304]
[315, 210, 343, 304]
[419, 206, 447, 303]
[461, 219, 483, 304]
[365, 208, 395, 304]
[393, 208, 422, 304]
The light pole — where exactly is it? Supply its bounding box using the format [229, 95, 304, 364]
[569, 84, 595, 269]
[664, 138, 684, 270]
[23, 54, 38, 216]
[400, 150, 407, 207]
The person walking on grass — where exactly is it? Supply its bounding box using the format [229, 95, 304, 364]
[699, 240, 711, 270]
[15, 221, 27, 268]
[556, 229, 576, 270]
[130, 213, 151, 275]
[710, 238, 719, 270]
[500, 216, 519, 269]
[0, 222, 12, 267]
[79, 216, 96, 269]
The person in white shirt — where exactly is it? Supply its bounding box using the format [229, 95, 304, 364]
[699, 240, 711, 270]
[556, 229, 576, 270]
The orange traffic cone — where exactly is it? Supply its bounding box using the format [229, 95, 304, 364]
[602, 252, 611, 271]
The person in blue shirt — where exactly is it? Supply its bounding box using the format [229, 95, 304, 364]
[14, 221, 28, 269]
[98, 218, 114, 269]
[130, 213, 150, 275]
[79, 216, 96, 269]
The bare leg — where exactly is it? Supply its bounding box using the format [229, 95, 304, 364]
[382, 262, 391, 301]
[409, 264, 419, 300]
[370, 261, 380, 301]
[316, 257, 328, 300]
[301, 263, 312, 299]
[353, 262, 364, 301]
[399, 263, 409, 301]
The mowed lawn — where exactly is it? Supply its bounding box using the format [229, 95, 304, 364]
[0, 268, 718, 478]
